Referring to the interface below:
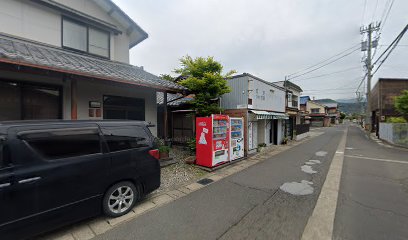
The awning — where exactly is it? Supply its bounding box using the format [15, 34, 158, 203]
[250, 110, 289, 120]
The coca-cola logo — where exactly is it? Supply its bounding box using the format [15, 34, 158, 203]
[198, 122, 206, 126]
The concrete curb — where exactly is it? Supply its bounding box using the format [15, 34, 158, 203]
[38, 130, 325, 240]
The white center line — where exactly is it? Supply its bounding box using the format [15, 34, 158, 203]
[345, 155, 408, 165]
[302, 128, 348, 240]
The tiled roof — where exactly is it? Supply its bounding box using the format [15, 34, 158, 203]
[157, 92, 194, 106]
[300, 96, 310, 105]
[314, 99, 338, 108]
[0, 35, 185, 92]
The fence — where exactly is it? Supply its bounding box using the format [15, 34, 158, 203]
[296, 124, 310, 135]
[379, 123, 408, 148]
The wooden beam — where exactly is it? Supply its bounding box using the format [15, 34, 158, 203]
[71, 79, 77, 120]
[163, 91, 168, 141]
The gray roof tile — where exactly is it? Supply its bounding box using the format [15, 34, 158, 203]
[0, 35, 185, 92]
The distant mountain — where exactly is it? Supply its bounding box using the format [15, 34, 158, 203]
[335, 98, 366, 103]
[338, 102, 366, 114]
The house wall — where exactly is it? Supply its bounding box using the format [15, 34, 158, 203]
[306, 101, 326, 114]
[0, 0, 130, 63]
[221, 75, 248, 110]
[0, 70, 158, 136]
[248, 77, 285, 112]
[75, 79, 157, 135]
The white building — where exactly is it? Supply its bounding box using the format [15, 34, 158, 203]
[0, 0, 184, 136]
[221, 73, 287, 155]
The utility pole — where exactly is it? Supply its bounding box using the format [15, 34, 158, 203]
[360, 22, 380, 131]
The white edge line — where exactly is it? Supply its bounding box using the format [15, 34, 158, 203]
[344, 155, 408, 165]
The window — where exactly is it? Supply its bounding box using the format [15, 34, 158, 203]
[103, 96, 145, 120]
[248, 98, 253, 105]
[0, 81, 61, 121]
[62, 18, 110, 58]
[21, 128, 101, 160]
[311, 108, 320, 113]
[0, 135, 6, 167]
[102, 127, 150, 152]
[292, 95, 298, 107]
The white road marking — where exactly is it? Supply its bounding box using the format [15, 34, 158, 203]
[335, 151, 344, 154]
[302, 128, 348, 240]
[345, 147, 354, 150]
[345, 155, 408, 165]
[280, 180, 314, 196]
[315, 151, 328, 157]
[301, 165, 317, 174]
[309, 160, 321, 164]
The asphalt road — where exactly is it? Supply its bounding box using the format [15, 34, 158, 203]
[333, 125, 408, 240]
[94, 125, 346, 240]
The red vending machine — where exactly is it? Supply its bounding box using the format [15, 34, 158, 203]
[196, 114, 230, 168]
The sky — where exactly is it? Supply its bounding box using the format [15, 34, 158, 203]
[114, 0, 407, 100]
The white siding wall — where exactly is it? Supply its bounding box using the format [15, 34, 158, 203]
[0, 0, 130, 63]
[248, 77, 285, 112]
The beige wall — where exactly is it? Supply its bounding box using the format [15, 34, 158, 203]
[306, 101, 326, 114]
[0, 0, 130, 63]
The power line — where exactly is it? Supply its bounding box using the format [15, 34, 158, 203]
[292, 66, 361, 82]
[286, 43, 360, 78]
[287, 46, 360, 81]
[361, 0, 368, 24]
[372, 25, 408, 76]
[371, 0, 379, 22]
[373, 24, 408, 66]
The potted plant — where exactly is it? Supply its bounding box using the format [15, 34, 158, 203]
[257, 143, 267, 152]
[282, 137, 288, 145]
[159, 145, 171, 159]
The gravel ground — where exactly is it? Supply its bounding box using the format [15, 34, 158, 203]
[152, 146, 207, 195]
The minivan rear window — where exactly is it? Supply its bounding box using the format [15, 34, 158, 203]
[101, 126, 150, 152]
[20, 128, 101, 160]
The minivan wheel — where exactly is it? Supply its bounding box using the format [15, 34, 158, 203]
[103, 181, 138, 217]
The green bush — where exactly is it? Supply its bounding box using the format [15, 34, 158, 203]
[158, 145, 171, 153]
[386, 117, 407, 123]
[187, 137, 196, 155]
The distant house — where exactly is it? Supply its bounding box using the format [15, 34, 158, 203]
[306, 101, 330, 127]
[221, 73, 287, 155]
[313, 99, 340, 124]
[370, 78, 408, 134]
[0, 0, 185, 136]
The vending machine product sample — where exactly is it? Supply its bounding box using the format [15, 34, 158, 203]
[196, 114, 230, 168]
[229, 117, 244, 161]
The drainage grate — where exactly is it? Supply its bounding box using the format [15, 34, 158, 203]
[197, 178, 214, 185]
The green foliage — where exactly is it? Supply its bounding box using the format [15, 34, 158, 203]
[187, 137, 196, 155]
[160, 74, 176, 82]
[158, 145, 171, 153]
[258, 143, 267, 148]
[175, 55, 236, 116]
[394, 90, 408, 116]
[340, 112, 346, 119]
[386, 117, 407, 123]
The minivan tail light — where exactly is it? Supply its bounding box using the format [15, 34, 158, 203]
[149, 149, 160, 160]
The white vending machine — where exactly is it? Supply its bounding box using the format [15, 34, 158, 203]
[229, 117, 244, 161]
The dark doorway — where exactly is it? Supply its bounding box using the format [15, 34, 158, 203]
[273, 120, 278, 145]
[103, 95, 145, 120]
[0, 80, 61, 121]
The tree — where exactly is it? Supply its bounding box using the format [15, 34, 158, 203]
[395, 90, 408, 119]
[174, 56, 236, 116]
[159, 74, 176, 82]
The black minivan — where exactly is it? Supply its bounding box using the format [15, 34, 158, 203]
[0, 120, 161, 240]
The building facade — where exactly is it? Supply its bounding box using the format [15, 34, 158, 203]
[221, 73, 287, 155]
[306, 101, 330, 127]
[0, 0, 184, 136]
[370, 78, 408, 134]
[273, 80, 303, 140]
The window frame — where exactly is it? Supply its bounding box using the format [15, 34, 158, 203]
[101, 126, 151, 153]
[62, 17, 110, 59]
